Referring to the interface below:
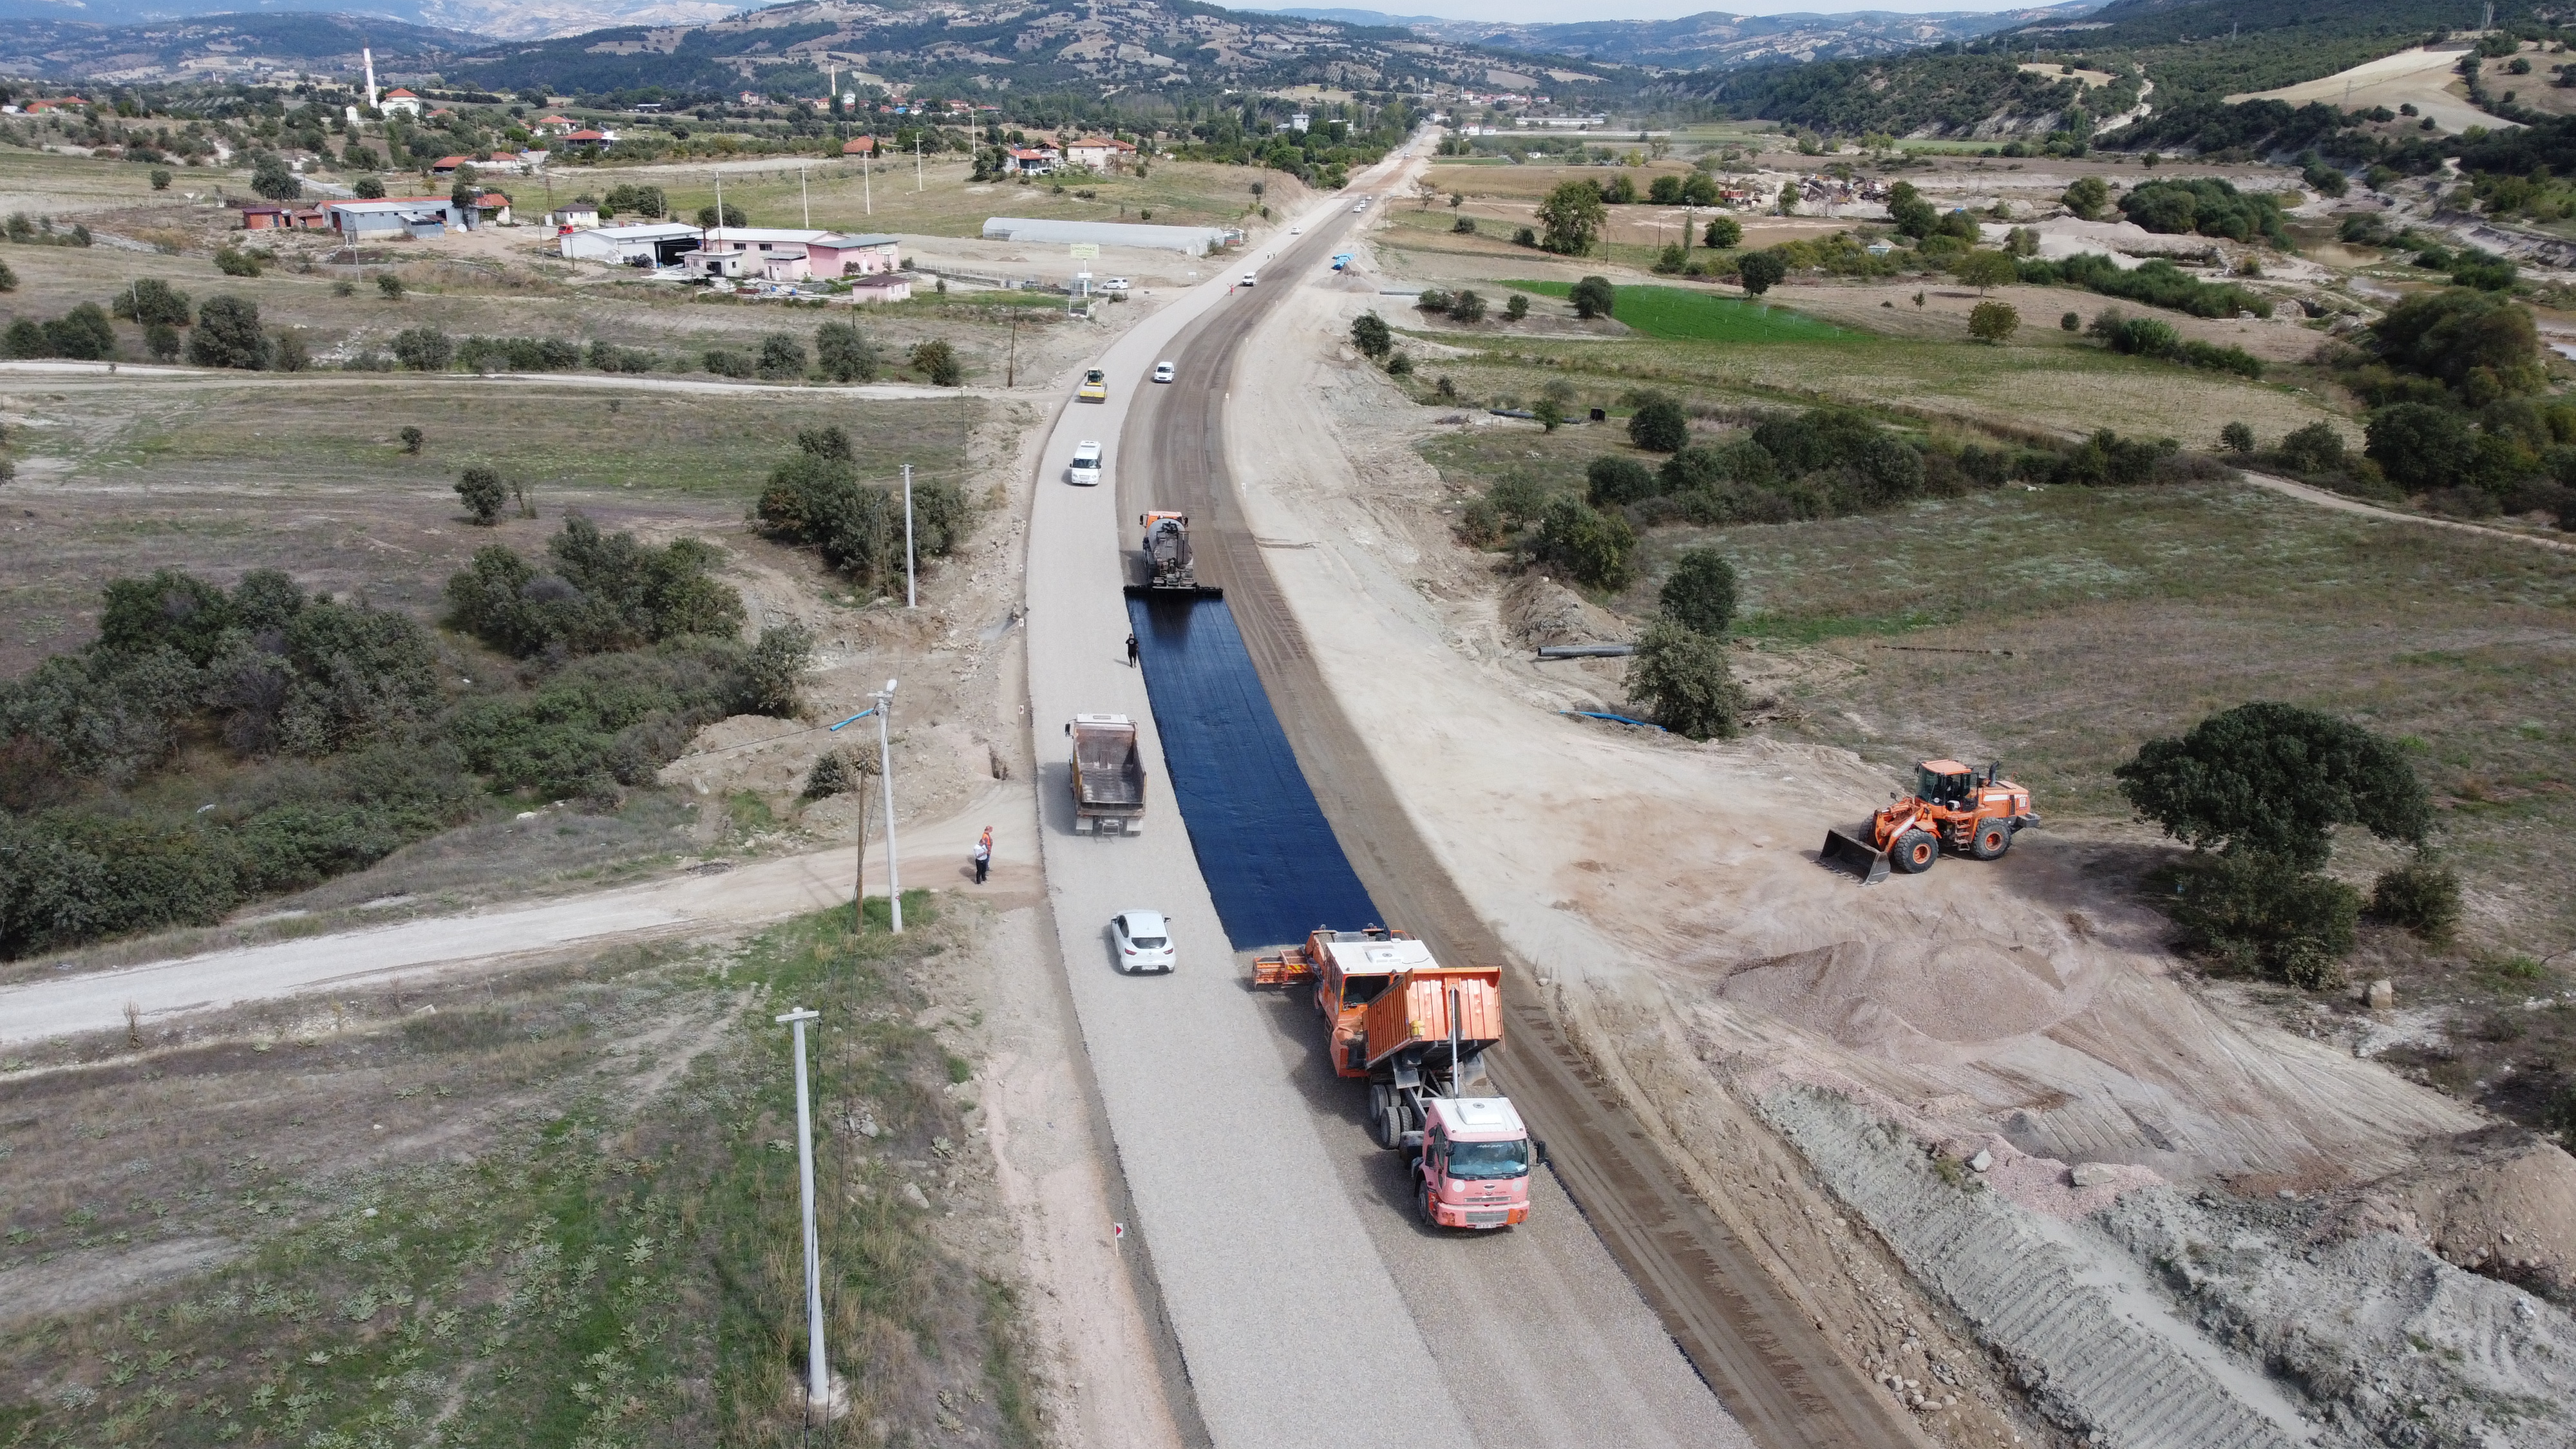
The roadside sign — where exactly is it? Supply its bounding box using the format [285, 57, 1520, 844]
[1069, 243, 1101, 260]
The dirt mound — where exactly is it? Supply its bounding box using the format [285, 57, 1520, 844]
[1719, 936, 2094, 1059]
[2349, 1130, 2576, 1300]
[1501, 572, 1634, 649]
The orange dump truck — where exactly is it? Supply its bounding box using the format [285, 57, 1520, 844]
[1255, 926, 1534, 1229]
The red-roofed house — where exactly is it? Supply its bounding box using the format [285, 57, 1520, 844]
[239, 204, 290, 230]
[430, 154, 468, 175]
[1004, 146, 1059, 176]
[560, 129, 611, 150]
[842, 135, 876, 157]
[535, 115, 574, 134]
[1064, 137, 1135, 171]
[379, 88, 422, 117]
[24, 96, 88, 113]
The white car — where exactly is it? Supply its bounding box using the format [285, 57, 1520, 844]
[1068, 440, 1103, 486]
[1102, 276, 1130, 292]
[1111, 909, 1175, 974]
[1353, 199, 1368, 212]
[1240, 272, 1258, 287]
[1291, 224, 1303, 234]
[1152, 361, 1176, 383]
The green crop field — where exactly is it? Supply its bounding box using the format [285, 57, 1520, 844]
[1505, 280, 1851, 343]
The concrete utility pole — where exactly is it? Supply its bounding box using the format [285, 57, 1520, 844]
[775, 1006, 829, 1417]
[915, 133, 923, 191]
[873, 679, 902, 933]
[901, 464, 917, 609]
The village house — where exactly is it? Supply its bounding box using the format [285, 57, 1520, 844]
[322, 196, 464, 241]
[379, 88, 422, 117]
[549, 201, 602, 230]
[685, 227, 904, 283]
[1063, 136, 1135, 171]
[1004, 145, 1059, 176]
[560, 221, 701, 267]
[841, 135, 876, 158]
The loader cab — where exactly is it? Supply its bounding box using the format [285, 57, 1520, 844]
[1915, 759, 1979, 807]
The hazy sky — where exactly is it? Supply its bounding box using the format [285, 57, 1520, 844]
[1322, 0, 2058, 20]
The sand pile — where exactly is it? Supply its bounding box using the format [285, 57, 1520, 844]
[1501, 572, 1634, 649]
[2371, 1131, 2576, 1299]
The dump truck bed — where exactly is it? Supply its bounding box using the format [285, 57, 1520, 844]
[1066, 714, 1147, 833]
[1364, 967, 1504, 1070]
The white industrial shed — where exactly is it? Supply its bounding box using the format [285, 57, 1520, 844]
[558, 222, 703, 267]
[980, 217, 1238, 256]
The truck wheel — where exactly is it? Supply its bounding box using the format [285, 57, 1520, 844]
[1370, 1086, 1400, 1150]
[1891, 829, 1939, 874]
[1971, 820, 2011, 860]
[1417, 1176, 1439, 1227]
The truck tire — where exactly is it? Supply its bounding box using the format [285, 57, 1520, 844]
[1417, 1176, 1439, 1227]
[1971, 820, 2011, 860]
[1370, 1086, 1400, 1150]
[1891, 829, 1939, 874]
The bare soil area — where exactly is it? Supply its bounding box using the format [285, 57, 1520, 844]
[1219, 256, 2573, 1444]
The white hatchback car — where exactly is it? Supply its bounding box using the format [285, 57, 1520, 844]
[1068, 440, 1103, 486]
[1111, 910, 1175, 974]
[1240, 272, 1257, 287]
[1101, 276, 1131, 292]
[1152, 360, 1177, 383]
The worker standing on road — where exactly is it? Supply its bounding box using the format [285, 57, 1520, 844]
[1126, 632, 1139, 667]
[973, 828, 992, 885]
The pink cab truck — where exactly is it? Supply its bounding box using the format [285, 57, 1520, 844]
[1254, 926, 1534, 1229]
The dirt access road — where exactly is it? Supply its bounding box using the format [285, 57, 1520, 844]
[1086, 159, 1922, 1447]
[0, 792, 1032, 1049]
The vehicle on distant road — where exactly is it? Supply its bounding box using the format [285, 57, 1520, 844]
[1352, 201, 1367, 213]
[1152, 360, 1176, 383]
[1291, 224, 1303, 234]
[1068, 440, 1103, 486]
[1110, 909, 1175, 974]
[1101, 277, 1130, 292]
[1077, 368, 1108, 402]
[1240, 272, 1257, 287]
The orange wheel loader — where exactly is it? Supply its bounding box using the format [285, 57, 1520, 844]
[1822, 759, 2038, 884]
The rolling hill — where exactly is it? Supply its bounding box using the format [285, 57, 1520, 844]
[0, 11, 479, 80]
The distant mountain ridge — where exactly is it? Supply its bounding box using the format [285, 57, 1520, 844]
[0, 10, 480, 80]
[0, 0, 743, 43]
[1251, 4, 2104, 71]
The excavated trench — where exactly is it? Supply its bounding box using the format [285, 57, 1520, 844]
[1124, 592, 1381, 950]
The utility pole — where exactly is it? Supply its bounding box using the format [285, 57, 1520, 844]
[916, 133, 923, 191]
[775, 1006, 830, 1419]
[1005, 314, 1018, 386]
[800, 162, 810, 227]
[826, 707, 880, 929]
[901, 464, 917, 608]
[873, 679, 902, 933]
[864, 142, 872, 215]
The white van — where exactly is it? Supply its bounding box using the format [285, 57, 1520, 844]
[1069, 440, 1103, 486]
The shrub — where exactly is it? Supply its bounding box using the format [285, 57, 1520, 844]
[399, 426, 424, 454]
[1703, 215, 1743, 249]
[1736, 251, 1788, 296]
[149, 167, 173, 191]
[1531, 495, 1636, 591]
[704, 348, 753, 379]
[1955, 249, 2018, 293]
[1587, 456, 1659, 507]
[39, 303, 117, 361]
[377, 272, 404, 298]
[757, 331, 808, 380]
[1659, 548, 1738, 636]
[144, 322, 179, 361]
[456, 336, 582, 372]
[754, 448, 978, 592]
[187, 295, 270, 370]
[1452, 214, 1477, 234]
[1351, 311, 1392, 359]
[1448, 289, 1487, 323]
[1504, 293, 1530, 322]
[2370, 856, 2462, 940]
[444, 515, 745, 659]
[911, 339, 964, 386]
[1537, 180, 1607, 254]
[2115, 700, 2431, 870]
[456, 466, 507, 524]
[2117, 177, 2289, 245]
[803, 749, 858, 799]
[390, 326, 453, 372]
[807, 319, 876, 383]
[111, 278, 191, 327]
[213, 246, 261, 278]
[271, 329, 309, 372]
[1570, 275, 1617, 319]
[1627, 393, 1690, 452]
[2365, 403, 2479, 491]
[1624, 621, 1742, 741]
[2060, 310, 2080, 331]
[1968, 300, 2020, 343]
[2219, 421, 2255, 454]
[2061, 175, 2109, 220]
[2369, 288, 2544, 399]
[2167, 851, 2362, 989]
[2017, 253, 2271, 319]
[2276, 422, 2347, 473]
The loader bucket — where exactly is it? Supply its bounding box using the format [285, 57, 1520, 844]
[1822, 827, 1891, 884]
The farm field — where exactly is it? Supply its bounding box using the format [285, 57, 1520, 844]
[1503, 279, 1852, 342]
